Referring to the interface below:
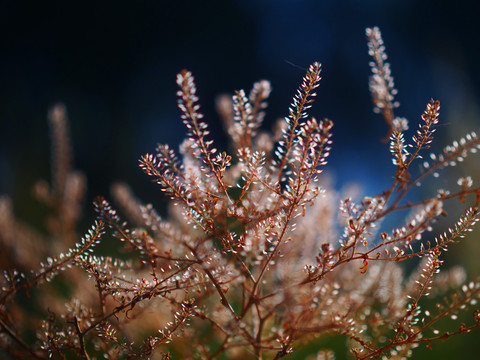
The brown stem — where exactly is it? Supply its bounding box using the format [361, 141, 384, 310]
[0, 317, 45, 360]
[73, 317, 90, 360]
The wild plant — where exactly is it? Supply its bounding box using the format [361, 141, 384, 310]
[1, 27, 480, 359]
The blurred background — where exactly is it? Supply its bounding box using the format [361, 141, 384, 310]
[1, 0, 479, 358]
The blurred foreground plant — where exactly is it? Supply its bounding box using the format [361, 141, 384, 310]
[1, 27, 480, 360]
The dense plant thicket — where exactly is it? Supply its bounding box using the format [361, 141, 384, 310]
[1, 27, 480, 359]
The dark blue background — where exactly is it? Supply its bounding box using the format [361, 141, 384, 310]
[1, 0, 479, 214]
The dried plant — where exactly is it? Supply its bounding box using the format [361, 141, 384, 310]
[1, 27, 480, 360]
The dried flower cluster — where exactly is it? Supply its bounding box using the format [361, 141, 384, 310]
[1, 27, 480, 360]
